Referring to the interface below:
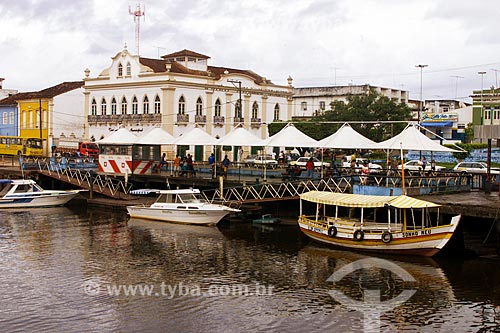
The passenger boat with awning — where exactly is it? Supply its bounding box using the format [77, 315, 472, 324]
[298, 191, 460, 257]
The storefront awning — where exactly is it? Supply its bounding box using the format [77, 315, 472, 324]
[421, 121, 453, 127]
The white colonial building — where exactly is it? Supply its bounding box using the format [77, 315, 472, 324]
[83, 47, 293, 161]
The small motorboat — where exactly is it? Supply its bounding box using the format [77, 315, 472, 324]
[0, 179, 83, 208]
[127, 188, 241, 225]
[252, 214, 281, 225]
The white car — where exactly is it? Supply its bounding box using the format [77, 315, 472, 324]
[453, 161, 500, 174]
[290, 157, 330, 168]
[342, 158, 383, 173]
[253, 155, 278, 168]
[398, 160, 445, 171]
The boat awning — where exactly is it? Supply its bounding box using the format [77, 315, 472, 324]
[388, 195, 440, 208]
[300, 191, 440, 209]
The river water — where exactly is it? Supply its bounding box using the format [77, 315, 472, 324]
[0, 206, 499, 333]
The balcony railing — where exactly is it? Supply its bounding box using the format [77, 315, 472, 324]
[213, 116, 225, 127]
[250, 117, 262, 128]
[233, 117, 245, 124]
[195, 114, 206, 125]
[88, 113, 161, 124]
[177, 114, 189, 125]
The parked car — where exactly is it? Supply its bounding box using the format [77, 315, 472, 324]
[453, 161, 500, 174]
[398, 160, 446, 171]
[244, 154, 257, 167]
[253, 155, 278, 168]
[290, 157, 330, 169]
[342, 158, 383, 173]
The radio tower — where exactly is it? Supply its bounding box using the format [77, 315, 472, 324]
[129, 3, 145, 55]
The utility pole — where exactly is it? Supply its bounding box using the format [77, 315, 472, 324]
[227, 79, 242, 118]
[491, 68, 500, 88]
[450, 75, 464, 100]
[479, 71, 486, 126]
[39, 98, 43, 139]
[415, 64, 428, 125]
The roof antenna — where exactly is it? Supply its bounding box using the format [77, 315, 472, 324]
[129, 3, 145, 56]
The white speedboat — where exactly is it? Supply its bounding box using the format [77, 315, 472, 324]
[127, 189, 241, 225]
[0, 179, 83, 208]
[298, 191, 461, 257]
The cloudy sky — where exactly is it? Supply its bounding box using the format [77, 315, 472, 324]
[2, 0, 500, 103]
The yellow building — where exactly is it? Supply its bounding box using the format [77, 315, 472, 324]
[16, 82, 84, 156]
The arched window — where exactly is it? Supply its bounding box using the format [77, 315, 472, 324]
[196, 97, 203, 116]
[143, 95, 149, 114]
[132, 96, 138, 114]
[91, 98, 97, 115]
[111, 97, 117, 115]
[118, 63, 123, 77]
[101, 98, 107, 115]
[126, 62, 131, 76]
[252, 101, 259, 119]
[214, 98, 221, 117]
[121, 97, 127, 114]
[273, 103, 280, 121]
[178, 96, 185, 115]
[154, 95, 161, 114]
[235, 100, 241, 118]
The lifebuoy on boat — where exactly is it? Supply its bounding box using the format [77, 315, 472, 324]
[328, 226, 337, 237]
[381, 231, 393, 243]
[353, 229, 364, 241]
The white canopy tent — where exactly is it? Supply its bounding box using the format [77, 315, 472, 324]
[319, 123, 378, 149]
[173, 127, 219, 146]
[217, 126, 267, 147]
[264, 123, 320, 148]
[97, 128, 138, 144]
[136, 127, 176, 145]
[373, 123, 460, 153]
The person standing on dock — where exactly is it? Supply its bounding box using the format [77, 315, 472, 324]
[208, 153, 215, 178]
[173, 155, 181, 176]
[221, 155, 230, 179]
[186, 154, 194, 177]
[306, 157, 315, 179]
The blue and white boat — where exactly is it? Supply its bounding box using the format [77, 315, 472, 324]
[0, 179, 83, 208]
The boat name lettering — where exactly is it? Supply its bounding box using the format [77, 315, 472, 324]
[403, 229, 431, 238]
[308, 226, 323, 233]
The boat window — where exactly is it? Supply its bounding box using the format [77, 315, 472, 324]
[187, 206, 199, 209]
[0, 183, 12, 196]
[13, 184, 33, 193]
[176, 206, 187, 209]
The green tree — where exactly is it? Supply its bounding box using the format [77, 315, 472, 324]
[317, 89, 412, 141]
[267, 90, 412, 151]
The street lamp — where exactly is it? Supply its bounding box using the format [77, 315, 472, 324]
[478, 71, 486, 125]
[415, 64, 428, 125]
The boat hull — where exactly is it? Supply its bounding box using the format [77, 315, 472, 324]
[298, 215, 460, 257]
[0, 192, 80, 208]
[127, 206, 234, 225]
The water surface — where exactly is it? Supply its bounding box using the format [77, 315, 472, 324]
[0, 207, 499, 332]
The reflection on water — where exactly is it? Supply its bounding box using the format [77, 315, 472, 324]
[0, 208, 499, 332]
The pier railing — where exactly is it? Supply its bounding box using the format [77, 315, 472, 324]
[36, 160, 132, 198]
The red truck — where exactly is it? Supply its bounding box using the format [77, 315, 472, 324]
[55, 140, 99, 158]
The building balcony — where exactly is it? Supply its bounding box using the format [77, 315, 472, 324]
[87, 113, 161, 124]
[195, 114, 206, 125]
[213, 116, 225, 127]
[176, 114, 189, 125]
[250, 117, 262, 128]
[233, 117, 245, 125]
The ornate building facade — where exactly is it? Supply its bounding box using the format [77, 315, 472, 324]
[84, 47, 293, 161]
